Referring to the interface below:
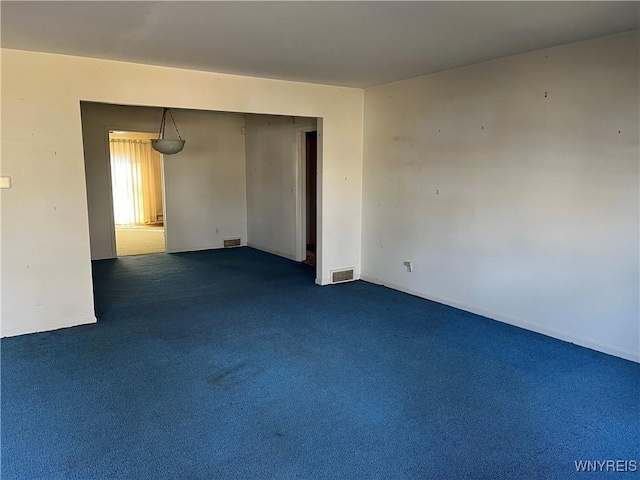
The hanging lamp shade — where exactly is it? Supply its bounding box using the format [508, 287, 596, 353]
[152, 108, 185, 155]
[151, 138, 185, 155]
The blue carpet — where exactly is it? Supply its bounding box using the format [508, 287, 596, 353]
[2, 247, 638, 479]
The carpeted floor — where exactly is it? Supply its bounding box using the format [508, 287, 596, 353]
[2, 248, 638, 479]
[115, 225, 165, 256]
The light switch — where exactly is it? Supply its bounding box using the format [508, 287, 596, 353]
[0, 176, 11, 189]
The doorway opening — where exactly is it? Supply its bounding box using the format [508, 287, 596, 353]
[109, 131, 166, 256]
[304, 131, 317, 266]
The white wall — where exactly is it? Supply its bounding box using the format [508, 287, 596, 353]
[362, 31, 640, 362]
[81, 103, 247, 260]
[245, 115, 317, 260]
[0, 49, 363, 337]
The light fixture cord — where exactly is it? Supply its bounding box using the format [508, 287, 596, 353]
[167, 109, 183, 140]
[157, 108, 182, 140]
[157, 108, 167, 139]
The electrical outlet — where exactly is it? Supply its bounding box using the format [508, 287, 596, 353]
[403, 261, 413, 272]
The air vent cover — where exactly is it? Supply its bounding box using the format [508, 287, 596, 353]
[331, 268, 354, 283]
[223, 238, 241, 248]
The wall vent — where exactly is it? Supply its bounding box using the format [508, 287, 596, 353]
[331, 268, 354, 284]
[223, 238, 242, 248]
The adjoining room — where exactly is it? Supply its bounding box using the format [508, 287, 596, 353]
[81, 102, 321, 271]
[109, 130, 166, 257]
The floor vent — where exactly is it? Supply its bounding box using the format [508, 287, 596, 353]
[223, 238, 242, 248]
[331, 268, 354, 284]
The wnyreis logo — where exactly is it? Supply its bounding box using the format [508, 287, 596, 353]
[574, 460, 637, 473]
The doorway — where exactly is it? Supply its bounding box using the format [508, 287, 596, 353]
[304, 131, 317, 266]
[109, 131, 166, 256]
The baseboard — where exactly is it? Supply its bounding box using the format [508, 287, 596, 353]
[1, 315, 98, 338]
[91, 254, 116, 261]
[360, 275, 640, 363]
[166, 243, 246, 254]
[246, 243, 297, 261]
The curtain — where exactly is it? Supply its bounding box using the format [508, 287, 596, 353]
[109, 139, 160, 226]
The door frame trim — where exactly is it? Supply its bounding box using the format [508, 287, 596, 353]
[104, 126, 166, 258]
[295, 126, 318, 264]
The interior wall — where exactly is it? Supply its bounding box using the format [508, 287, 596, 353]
[81, 102, 247, 259]
[1, 49, 363, 337]
[362, 31, 639, 362]
[244, 115, 317, 260]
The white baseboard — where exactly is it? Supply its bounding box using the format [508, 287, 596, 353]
[91, 254, 116, 261]
[1, 315, 98, 338]
[165, 243, 244, 254]
[360, 275, 639, 363]
[246, 243, 297, 261]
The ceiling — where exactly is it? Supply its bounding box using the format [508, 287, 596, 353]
[2, 1, 638, 88]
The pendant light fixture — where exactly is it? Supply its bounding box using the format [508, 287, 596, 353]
[151, 108, 185, 155]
